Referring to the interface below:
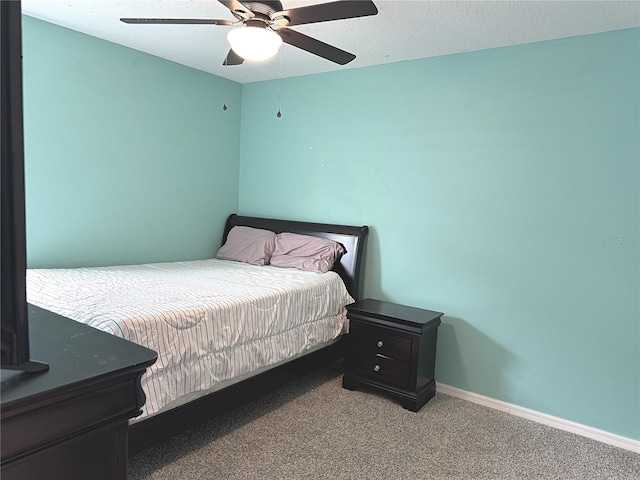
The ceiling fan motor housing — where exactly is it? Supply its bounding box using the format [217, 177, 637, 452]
[233, 1, 284, 21]
[234, 1, 291, 26]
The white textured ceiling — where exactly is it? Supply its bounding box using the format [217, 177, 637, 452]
[22, 0, 640, 84]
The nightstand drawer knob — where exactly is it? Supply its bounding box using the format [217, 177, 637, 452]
[377, 340, 384, 348]
[373, 364, 381, 372]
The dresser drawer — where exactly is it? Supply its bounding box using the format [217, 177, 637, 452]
[349, 322, 412, 362]
[348, 352, 409, 389]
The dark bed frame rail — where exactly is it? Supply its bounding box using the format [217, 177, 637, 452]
[128, 341, 344, 455]
[128, 214, 368, 455]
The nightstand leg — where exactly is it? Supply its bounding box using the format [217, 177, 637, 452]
[401, 381, 436, 412]
[342, 375, 356, 391]
[401, 399, 420, 412]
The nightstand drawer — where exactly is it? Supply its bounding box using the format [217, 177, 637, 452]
[349, 352, 408, 389]
[350, 322, 412, 362]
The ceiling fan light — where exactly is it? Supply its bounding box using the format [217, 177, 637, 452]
[227, 26, 282, 62]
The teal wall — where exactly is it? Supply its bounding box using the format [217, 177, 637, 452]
[22, 16, 242, 268]
[21, 16, 639, 442]
[239, 29, 640, 440]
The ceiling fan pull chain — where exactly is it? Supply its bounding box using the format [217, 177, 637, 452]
[223, 61, 228, 111]
[276, 47, 283, 118]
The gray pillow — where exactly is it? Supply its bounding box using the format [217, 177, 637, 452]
[216, 226, 276, 265]
[270, 232, 345, 273]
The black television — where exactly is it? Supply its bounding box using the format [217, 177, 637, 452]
[1, 0, 48, 373]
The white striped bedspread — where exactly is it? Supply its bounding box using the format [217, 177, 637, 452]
[26, 259, 354, 419]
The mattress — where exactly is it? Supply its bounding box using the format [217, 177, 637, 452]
[26, 259, 354, 418]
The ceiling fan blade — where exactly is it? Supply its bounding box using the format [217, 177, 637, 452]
[217, 0, 255, 19]
[120, 18, 234, 25]
[277, 28, 355, 65]
[223, 49, 245, 66]
[273, 0, 378, 27]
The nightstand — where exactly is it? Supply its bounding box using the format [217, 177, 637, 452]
[342, 298, 443, 412]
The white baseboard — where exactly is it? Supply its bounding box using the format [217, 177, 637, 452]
[436, 383, 640, 454]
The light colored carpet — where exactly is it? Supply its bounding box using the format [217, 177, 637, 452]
[128, 362, 640, 479]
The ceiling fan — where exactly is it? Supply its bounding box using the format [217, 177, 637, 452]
[121, 0, 378, 66]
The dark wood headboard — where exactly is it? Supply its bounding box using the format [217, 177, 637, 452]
[222, 214, 369, 301]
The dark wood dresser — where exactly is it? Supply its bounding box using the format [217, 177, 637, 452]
[1, 305, 157, 480]
[342, 299, 443, 411]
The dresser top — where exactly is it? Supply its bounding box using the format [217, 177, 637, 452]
[1, 305, 157, 409]
[347, 299, 443, 327]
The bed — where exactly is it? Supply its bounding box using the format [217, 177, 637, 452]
[26, 214, 368, 454]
